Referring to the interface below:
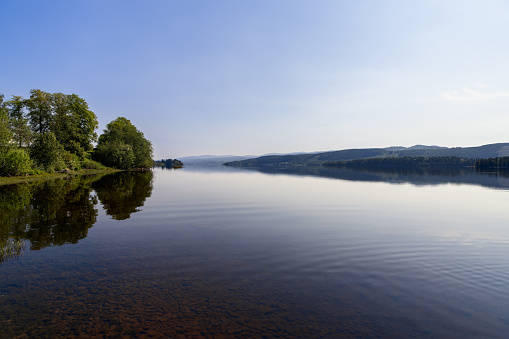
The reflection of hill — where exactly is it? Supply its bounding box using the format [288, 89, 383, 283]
[246, 166, 509, 190]
[92, 171, 154, 220]
[0, 175, 103, 264]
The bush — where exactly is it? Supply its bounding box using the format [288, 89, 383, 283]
[81, 158, 106, 170]
[63, 151, 81, 170]
[29, 132, 65, 172]
[0, 148, 32, 176]
[28, 168, 45, 175]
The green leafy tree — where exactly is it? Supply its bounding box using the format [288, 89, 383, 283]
[26, 89, 53, 135]
[0, 94, 31, 176]
[6, 95, 32, 147]
[29, 132, 65, 172]
[0, 94, 12, 148]
[51, 93, 98, 157]
[93, 117, 153, 169]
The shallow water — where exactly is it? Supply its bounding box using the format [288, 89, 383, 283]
[1, 167, 509, 338]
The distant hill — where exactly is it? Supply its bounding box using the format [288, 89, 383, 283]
[224, 143, 509, 167]
[178, 155, 256, 166]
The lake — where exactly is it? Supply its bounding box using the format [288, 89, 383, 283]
[1, 166, 509, 338]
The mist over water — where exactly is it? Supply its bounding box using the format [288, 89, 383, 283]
[1, 167, 509, 337]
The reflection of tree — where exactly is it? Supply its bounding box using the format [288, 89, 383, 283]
[92, 170, 154, 220]
[18, 178, 99, 250]
[0, 171, 154, 263]
[0, 183, 33, 263]
[249, 166, 509, 190]
[0, 175, 102, 264]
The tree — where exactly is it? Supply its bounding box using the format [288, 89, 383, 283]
[26, 89, 52, 135]
[51, 93, 98, 157]
[93, 117, 153, 169]
[6, 95, 32, 147]
[0, 94, 32, 176]
[0, 94, 12, 148]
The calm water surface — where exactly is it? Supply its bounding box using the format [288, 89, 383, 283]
[1, 167, 509, 338]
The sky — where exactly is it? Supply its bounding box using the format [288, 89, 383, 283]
[1, 0, 509, 159]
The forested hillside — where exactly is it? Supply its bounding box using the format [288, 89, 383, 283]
[224, 143, 509, 168]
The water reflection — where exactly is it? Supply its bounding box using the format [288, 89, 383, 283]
[92, 170, 154, 220]
[2, 167, 509, 337]
[0, 170, 154, 264]
[241, 166, 509, 190]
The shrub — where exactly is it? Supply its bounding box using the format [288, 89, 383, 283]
[0, 148, 32, 176]
[81, 158, 106, 170]
[63, 151, 81, 170]
[29, 132, 65, 172]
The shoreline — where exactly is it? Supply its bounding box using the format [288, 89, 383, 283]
[0, 168, 123, 186]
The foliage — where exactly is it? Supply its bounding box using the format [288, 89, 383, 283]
[0, 94, 13, 149]
[26, 89, 53, 134]
[6, 89, 98, 159]
[63, 151, 81, 170]
[95, 141, 134, 169]
[1, 90, 155, 177]
[29, 132, 65, 172]
[93, 117, 153, 169]
[51, 93, 98, 157]
[81, 158, 106, 170]
[0, 148, 32, 176]
[5, 95, 32, 147]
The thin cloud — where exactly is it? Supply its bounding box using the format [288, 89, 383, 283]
[440, 85, 509, 101]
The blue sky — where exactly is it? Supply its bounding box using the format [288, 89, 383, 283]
[2, 0, 509, 158]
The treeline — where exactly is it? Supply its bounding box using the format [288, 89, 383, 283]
[0, 90, 153, 176]
[475, 157, 509, 169]
[154, 159, 183, 168]
[324, 156, 476, 168]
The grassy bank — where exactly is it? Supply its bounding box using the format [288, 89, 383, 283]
[0, 168, 121, 186]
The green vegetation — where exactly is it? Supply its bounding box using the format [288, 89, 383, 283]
[324, 156, 475, 168]
[0, 90, 154, 177]
[93, 117, 153, 169]
[1, 148, 32, 176]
